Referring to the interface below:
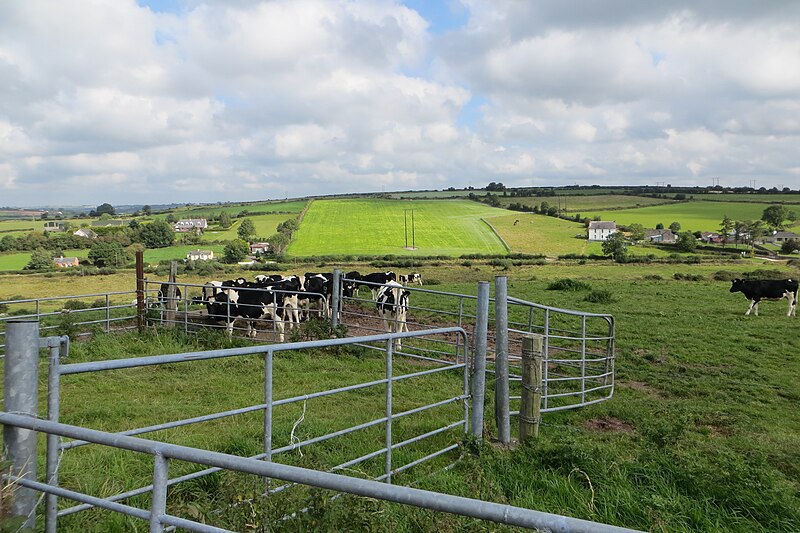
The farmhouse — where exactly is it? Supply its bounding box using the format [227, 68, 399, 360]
[587, 221, 617, 241]
[43, 221, 65, 232]
[645, 229, 677, 244]
[53, 256, 79, 268]
[73, 228, 97, 239]
[173, 218, 208, 233]
[250, 242, 271, 255]
[764, 231, 800, 243]
[700, 232, 722, 244]
[91, 219, 126, 228]
[186, 249, 214, 261]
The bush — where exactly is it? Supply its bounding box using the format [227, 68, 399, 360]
[712, 271, 738, 281]
[546, 278, 591, 291]
[743, 269, 789, 280]
[584, 290, 615, 304]
[63, 299, 90, 310]
[673, 273, 705, 281]
[642, 274, 663, 280]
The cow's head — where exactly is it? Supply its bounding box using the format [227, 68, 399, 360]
[730, 279, 744, 293]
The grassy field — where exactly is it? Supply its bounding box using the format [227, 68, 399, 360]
[0, 217, 92, 237]
[693, 193, 800, 204]
[166, 200, 306, 218]
[0, 249, 91, 271]
[198, 213, 296, 242]
[288, 199, 509, 257]
[4, 259, 799, 531]
[497, 194, 677, 212]
[584, 201, 779, 232]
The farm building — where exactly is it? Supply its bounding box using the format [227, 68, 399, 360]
[645, 229, 677, 244]
[764, 231, 800, 243]
[43, 221, 65, 232]
[53, 256, 79, 268]
[700, 232, 722, 244]
[186, 249, 214, 261]
[173, 218, 208, 233]
[73, 228, 97, 239]
[587, 221, 617, 241]
[91, 219, 126, 228]
[250, 242, 271, 255]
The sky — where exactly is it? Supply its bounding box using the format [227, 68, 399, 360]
[1, 1, 800, 207]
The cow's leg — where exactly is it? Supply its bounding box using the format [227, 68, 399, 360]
[786, 292, 797, 317]
[276, 317, 285, 342]
[745, 299, 757, 315]
[753, 300, 759, 316]
[226, 320, 235, 336]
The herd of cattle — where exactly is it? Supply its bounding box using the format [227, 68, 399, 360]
[156, 271, 421, 345]
[150, 274, 797, 344]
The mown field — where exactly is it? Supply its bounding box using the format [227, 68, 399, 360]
[3, 259, 798, 532]
[583, 201, 781, 232]
[166, 199, 306, 218]
[197, 213, 296, 242]
[693, 193, 800, 204]
[288, 199, 509, 256]
[496, 194, 677, 212]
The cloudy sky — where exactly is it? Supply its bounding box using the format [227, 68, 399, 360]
[2, 1, 799, 207]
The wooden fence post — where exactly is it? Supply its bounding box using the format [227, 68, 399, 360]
[520, 334, 544, 442]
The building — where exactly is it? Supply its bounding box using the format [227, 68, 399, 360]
[645, 229, 677, 244]
[250, 242, 271, 255]
[91, 219, 126, 228]
[700, 232, 722, 244]
[764, 231, 800, 244]
[73, 228, 98, 239]
[43, 221, 65, 232]
[587, 221, 617, 241]
[53, 256, 80, 268]
[186, 250, 214, 261]
[173, 219, 208, 233]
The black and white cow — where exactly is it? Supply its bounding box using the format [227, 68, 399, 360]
[375, 281, 410, 350]
[157, 283, 182, 307]
[254, 275, 304, 329]
[357, 271, 397, 298]
[729, 278, 798, 316]
[407, 272, 423, 286]
[205, 285, 285, 340]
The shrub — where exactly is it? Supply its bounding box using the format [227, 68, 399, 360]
[642, 274, 663, 281]
[584, 290, 615, 303]
[422, 278, 441, 285]
[547, 278, 591, 291]
[713, 270, 738, 281]
[743, 269, 788, 280]
[673, 273, 705, 281]
[63, 299, 90, 310]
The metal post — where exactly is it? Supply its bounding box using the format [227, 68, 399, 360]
[264, 350, 273, 464]
[136, 251, 145, 332]
[150, 453, 169, 533]
[520, 334, 544, 442]
[494, 276, 510, 444]
[45, 337, 66, 533]
[385, 338, 393, 484]
[331, 269, 341, 328]
[470, 282, 489, 441]
[105, 294, 110, 333]
[3, 320, 40, 529]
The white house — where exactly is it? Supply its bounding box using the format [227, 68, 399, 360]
[186, 249, 214, 261]
[173, 219, 208, 233]
[73, 228, 98, 239]
[587, 221, 617, 241]
[250, 242, 271, 255]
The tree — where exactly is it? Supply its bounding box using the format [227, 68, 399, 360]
[668, 221, 681, 232]
[138, 220, 175, 248]
[219, 212, 232, 229]
[224, 239, 250, 263]
[142, 205, 152, 216]
[746, 220, 766, 248]
[675, 232, 697, 252]
[88, 241, 127, 267]
[761, 205, 789, 230]
[165, 213, 178, 224]
[733, 220, 747, 246]
[237, 218, 256, 241]
[26, 248, 54, 270]
[95, 203, 115, 216]
[655, 223, 664, 230]
[780, 239, 800, 255]
[720, 215, 734, 247]
[628, 223, 645, 242]
[601, 232, 628, 262]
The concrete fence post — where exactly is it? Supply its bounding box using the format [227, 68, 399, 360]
[494, 276, 510, 443]
[164, 261, 178, 327]
[136, 251, 145, 332]
[520, 334, 544, 442]
[331, 269, 341, 328]
[3, 320, 40, 529]
[470, 282, 489, 441]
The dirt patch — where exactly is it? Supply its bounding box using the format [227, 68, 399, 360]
[583, 415, 634, 433]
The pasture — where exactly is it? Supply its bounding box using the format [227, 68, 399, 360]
[287, 199, 509, 256]
[197, 213, 296, 242]
[166, 199, 306, 218]
[693, 193, 800, 204]
[497, 194, 677, 212]
[583, 201, 779, 232]
[3, 259, 799, 531]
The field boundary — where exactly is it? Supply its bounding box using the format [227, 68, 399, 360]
[480, 218, 511, 253]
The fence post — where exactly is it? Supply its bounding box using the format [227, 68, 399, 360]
[150, 453, 169, 533]
[494, 276, 510, 444]
[520, 334, 544, 442]
[331, 269, 341, 328]
[3, 320, 40, 529]
[136, 251, 145, 332]
[164, 261, 178, 328]
[470, 282, 489, 441]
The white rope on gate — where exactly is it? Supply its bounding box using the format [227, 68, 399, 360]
[289, 400, 307, 457]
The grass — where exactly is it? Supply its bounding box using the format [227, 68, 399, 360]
[198, 213, 295, 242]
[3, 260, 800, 531]
[143, 245, 226, 263]
[693, 193, 800, 204]
[288, 199, 509, 257]
[497, 194, 677, 212]
[164, 200, 306, 218]
[583, 201, 779, 232]
[0, 249, 90, 271]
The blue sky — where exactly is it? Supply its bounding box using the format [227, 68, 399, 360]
[2, 1, 799, 206]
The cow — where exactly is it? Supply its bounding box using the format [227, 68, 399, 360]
[407, 273, 423, 286]
[357, 271, 397, 299]
[729, 278, 798, 317]
[205, 285, 286, 341]
[156, 283, 182, 308]
[254, 274, 304, 329]
[375, 281, 410, 351]
[304, 273, 332, 318]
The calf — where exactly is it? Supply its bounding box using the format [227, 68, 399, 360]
[729, 278, 798, 316]
[375, 281, 410, 350]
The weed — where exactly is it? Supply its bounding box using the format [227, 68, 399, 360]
[547, 278, 591, 291]
[584, 290, 615, 303]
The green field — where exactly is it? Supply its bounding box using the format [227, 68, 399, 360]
[167, 200, 306, 218]
[584, 201, 780, 232]
[288, 199, 509, 256]
[0, 249, 90, 271]
[143, 244, 226, 263]
[497, 194, 677, 212]
[693, 193, 800, 204]
[198, 213, 296, 242]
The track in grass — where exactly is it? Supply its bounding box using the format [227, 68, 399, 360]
[288, 199, 509, 256]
